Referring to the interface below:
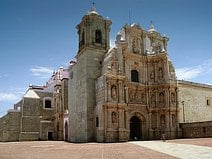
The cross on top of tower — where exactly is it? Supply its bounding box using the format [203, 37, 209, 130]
[87, 2, 99, 15]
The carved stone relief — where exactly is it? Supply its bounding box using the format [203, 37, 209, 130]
[129, 89, 146, 104]
[160, 115, 166, 129]
[132, 38, 141, 54]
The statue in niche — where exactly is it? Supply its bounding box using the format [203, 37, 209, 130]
[160, 115, 166, 129]
[150, 70, 155, 80]
[159, 92, 165, 104]
[111, 61, 118, 74]
[111, 86, 117, 100]
[172, 114, 176, 127]
[155, 44, 161, 53]
[171, 93, 175, 104]
[158, 68, 163, 80]
[151, 93, 156, 106]
[132, 38, 141, 54]
[111, 112, 117, 123]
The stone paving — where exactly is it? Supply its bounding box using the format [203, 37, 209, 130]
[0, 138, 211, 159]
[168, 138, 212, 147]
[0, 141, 176, 159]
[131, 138, 212, 159]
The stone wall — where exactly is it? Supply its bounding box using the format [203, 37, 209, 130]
[40, 121, 54, 140]
[178, 80, 212, 123]
[180, 121, 212, 138]
[19, 94, 54, 141]
[0, 110, 21, 142]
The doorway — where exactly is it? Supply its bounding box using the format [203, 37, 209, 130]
[130, 116, 142, 140]
[48, 132, 53, 140]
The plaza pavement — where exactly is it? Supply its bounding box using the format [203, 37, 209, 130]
[131, 139, 212, 159]
[0, 138, 211, 159]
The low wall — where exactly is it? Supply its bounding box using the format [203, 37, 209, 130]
[180, 121, 212, 138]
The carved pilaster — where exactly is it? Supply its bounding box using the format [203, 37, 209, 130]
[125, 86, 129, 103]
[108, 82, 111, 102]
[108, 109, 112, 128]
[118, 81, 123, 103]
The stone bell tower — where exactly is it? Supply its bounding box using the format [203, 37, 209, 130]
[69, 6, 111, 142]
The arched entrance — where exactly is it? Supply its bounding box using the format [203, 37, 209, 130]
[64, 121, 68, 141]
[130, 116, 142, 140]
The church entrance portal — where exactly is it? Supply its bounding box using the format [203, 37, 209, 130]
[130, 116, 142, 140]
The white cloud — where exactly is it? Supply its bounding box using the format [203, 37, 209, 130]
[110, 38, 116, 48]
[0, 74, 8, 79]
[0, 93, 20, 102]
[30, 66, 53, 79]
[176, 66, 203, 80]
[176, 59, 212, 80]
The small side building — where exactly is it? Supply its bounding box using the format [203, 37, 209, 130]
[0, 67, 69, 142]
[178, 80, 212, 138]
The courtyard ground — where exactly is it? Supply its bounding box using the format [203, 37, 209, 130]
[0, 138, 211, 159]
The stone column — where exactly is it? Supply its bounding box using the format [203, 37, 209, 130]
[118, 108, 125, 128]
[156, 113, 159, 129]
[165, 89, 169, 107]
[125, 87, 129, 103]
[154, 63, 158, 81]
[105, 81, 108, 102]
[149, 112, 152, 129]
[155, 89, 158, 107]
[108, 82, 111, 102]
[125, 111, 130, 130]
[108, 109, 112, 128]
[118, 81, 123, 103]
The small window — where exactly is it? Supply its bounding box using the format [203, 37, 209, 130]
[96, 117, 99, 127]
[95, 30, 102, 43]
[131, 70, 139, 82]
[206, 99, 210, 106]
[45, 100, 52, 108]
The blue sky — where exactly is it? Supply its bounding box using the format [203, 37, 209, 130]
[0, 0, 212, 117]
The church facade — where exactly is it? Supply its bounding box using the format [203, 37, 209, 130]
[68, 7, 179, 142]
[1, 7, 212, 142]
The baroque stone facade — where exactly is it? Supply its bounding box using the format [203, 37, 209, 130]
[68, 7, 179, 142]
[1, 6, 212, 142]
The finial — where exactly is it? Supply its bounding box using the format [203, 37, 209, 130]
[91, 2, 96, 11]
[148, 20, 156, 32]
[87, 2, 99, 15]
[150, 20, 154, 29]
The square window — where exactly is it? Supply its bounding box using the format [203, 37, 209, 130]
[45, 100, 52, 108]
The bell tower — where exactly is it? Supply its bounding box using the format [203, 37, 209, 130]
[76, 6, 111, 54]
[69, 6, 111, 142]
